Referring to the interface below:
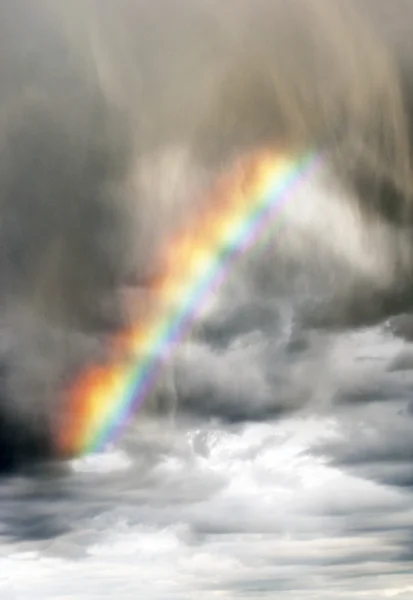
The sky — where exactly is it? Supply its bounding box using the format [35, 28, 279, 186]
[0, 2, 413, 598]
[1, 216, 413, 598]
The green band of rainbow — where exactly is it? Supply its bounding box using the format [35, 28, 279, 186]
[59, 151, 321, 456]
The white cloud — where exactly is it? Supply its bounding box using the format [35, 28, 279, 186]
[2, 408, 413, 599]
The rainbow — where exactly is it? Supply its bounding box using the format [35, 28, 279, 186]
[57, 149, 321, 457]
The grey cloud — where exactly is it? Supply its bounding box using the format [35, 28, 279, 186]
[174, 331, 334, 423]
[324, 437, 413, 467]
[310, 394, 413, 496]
[2, 2, 413, 598]
[0, 0, 413, 471]
[2, 413, 413, 598]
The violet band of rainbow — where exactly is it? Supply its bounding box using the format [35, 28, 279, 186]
[59, 150, 322, 456]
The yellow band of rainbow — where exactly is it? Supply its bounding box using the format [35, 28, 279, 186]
[57, 150, 321, 457]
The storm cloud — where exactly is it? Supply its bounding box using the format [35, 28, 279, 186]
[1, 1, 413, 598]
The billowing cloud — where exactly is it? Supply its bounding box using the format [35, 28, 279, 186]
[1, 2, 413, 598]
[1, 413, 413, 598]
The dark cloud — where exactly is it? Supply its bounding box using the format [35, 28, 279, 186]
[310, 395, 413, 496]
[2, 2, 413, 597]
[0, 0, 413, 468]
